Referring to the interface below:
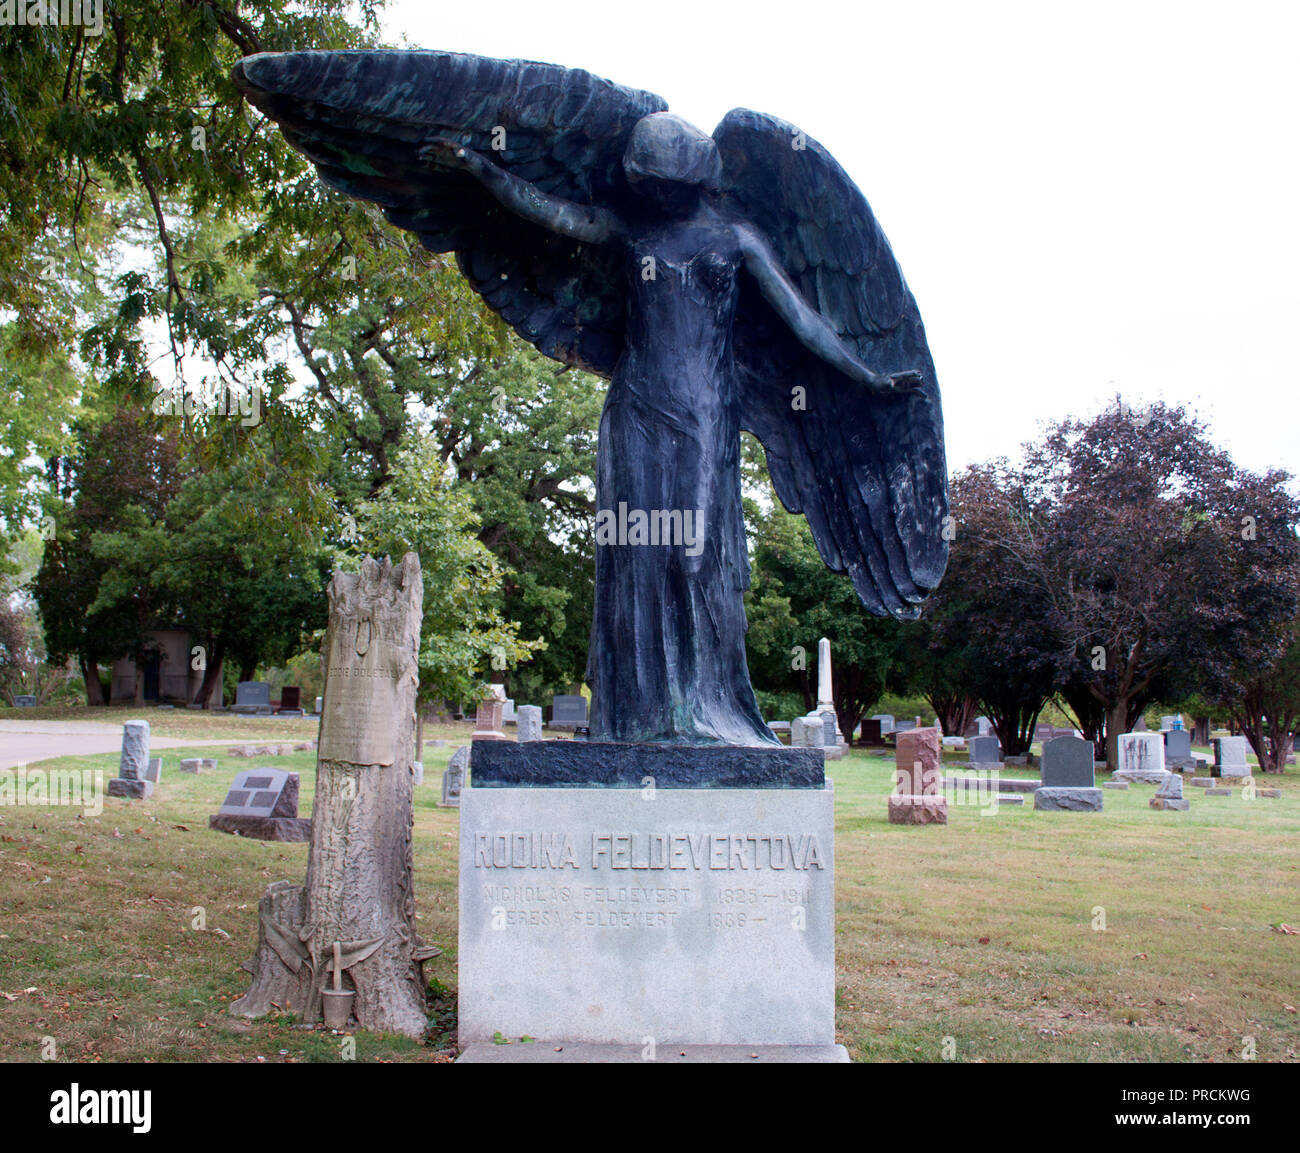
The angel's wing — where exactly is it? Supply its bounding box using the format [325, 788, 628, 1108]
[715, 109, 948, 617]
[234, 49, 667, 375]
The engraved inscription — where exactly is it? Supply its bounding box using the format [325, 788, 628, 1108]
[471, 827, 823, 932]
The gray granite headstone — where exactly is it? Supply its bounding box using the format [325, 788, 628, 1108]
[1151, 771, 1189, 810]
[179, 757, 216, 773]
[143, 756, 163, 784]
[232, 681, 273, 715]
[969, 735, 1002, 764]
[894, 719, 917, 734]
[517, 705, 543, 743]
[208, 768, 309, 840]
[501, 698, 517, 724]
[1160, 715, 1180, 732]
[821, 711, 837, 746]
[1041, 736, 1094, 788]
[13, 694, 36, 707]
[119, 720, 150, 780]
[1213, 736, 1250, 778]
[549, 695, 588, 728]
[108, 720, 155, 799]
[441, 746, 469, 807]
[412, 760, 424, 786]
[871, 714, 895, 735]
[314, 696, 323, 715]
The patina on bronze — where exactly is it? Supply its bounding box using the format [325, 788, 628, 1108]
[235, 50, 948, 747]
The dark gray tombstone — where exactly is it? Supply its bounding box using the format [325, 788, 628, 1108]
[208, 768, 310, 840]
[547, 694, 588, 729]
[12, 694, 36, 707]
[1163, 728, 1194, 770]
[857, 718, 884, 746]
[872, 714, 895, 735]
[968, 735, 1002, 764]
[1040, 736, 1095, 788]
[1034, 736, 1102, 811]
[894, 719, 917, 734]
[232, 681, 273, 716]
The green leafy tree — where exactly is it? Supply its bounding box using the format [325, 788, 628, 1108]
[746, 496, 906, 739]
[358, 432, 542, 712]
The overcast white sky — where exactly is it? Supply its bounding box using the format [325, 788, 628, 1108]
[382, 0, 1299, 481]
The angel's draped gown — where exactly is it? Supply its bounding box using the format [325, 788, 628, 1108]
[586, 215, 779, 746]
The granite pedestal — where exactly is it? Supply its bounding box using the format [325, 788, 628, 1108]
[1033, 787, 1104, 811]
[458, 742, 842, 1058]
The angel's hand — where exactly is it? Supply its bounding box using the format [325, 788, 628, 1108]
[419, 136, 479, 172]
[884, 369, 924, 393]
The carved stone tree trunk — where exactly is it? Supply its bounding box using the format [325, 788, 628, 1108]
[232, 554, 433, 1038]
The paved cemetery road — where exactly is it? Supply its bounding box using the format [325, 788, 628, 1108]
[0, 720, 236, 770]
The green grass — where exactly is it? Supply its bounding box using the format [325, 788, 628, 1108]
[1, 736, 1296, 1062]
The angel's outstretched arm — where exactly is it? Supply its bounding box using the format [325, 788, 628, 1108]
[423, 138, 626, 245]
[736, 224, 922, 395]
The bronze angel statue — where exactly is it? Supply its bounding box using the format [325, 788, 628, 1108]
[235, 50, 948, 748]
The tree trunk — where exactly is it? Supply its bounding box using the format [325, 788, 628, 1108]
[928, 692, 977, 737]
[194, 636, 225, 708]
[1192, 715, 1211, 748]
[81, 656, 106, 707]
[1105, 700, 1129, 772]
[231, 554, 433, 1038]
[415, 709, 425, 761]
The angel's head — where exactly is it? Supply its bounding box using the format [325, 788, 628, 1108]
[623, 113, 721, 212]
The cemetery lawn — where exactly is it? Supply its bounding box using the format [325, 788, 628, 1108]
[1, 736, 1296, 1063]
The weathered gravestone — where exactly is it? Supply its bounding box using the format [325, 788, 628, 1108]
[209, 768, 310, 840]
[278, 685, 303, 716]
[13, 694, 36, 707]
[791, 715, 825, 750]
[516, 705, 543, 743]
[231, 554, 435, 1038]
[314, 695, 323, 715]
[106, 720, 153, 799]
[143, 756, 163, 785]
[1160, 715, 1181, 732]
[1150, 772, 1189, 811]
[501, 698, 517, 725]
[818, 710, 842, 760]
[547, 694, 588, 730]
[441, 746, 469, 808]
[968, 735, 1002, 766]
[232, 681, 273, 716]
[871, 714, 895, 735]
[1115, 733, 1167, 783]
[1034, 735, 1103, 811]
[1163, 728, 1195, 771]
[1213, 736, 1251, 779]
[894, 719, 917, 734]
[889, 727, 947, 825]
[179, 757, 216, 774]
